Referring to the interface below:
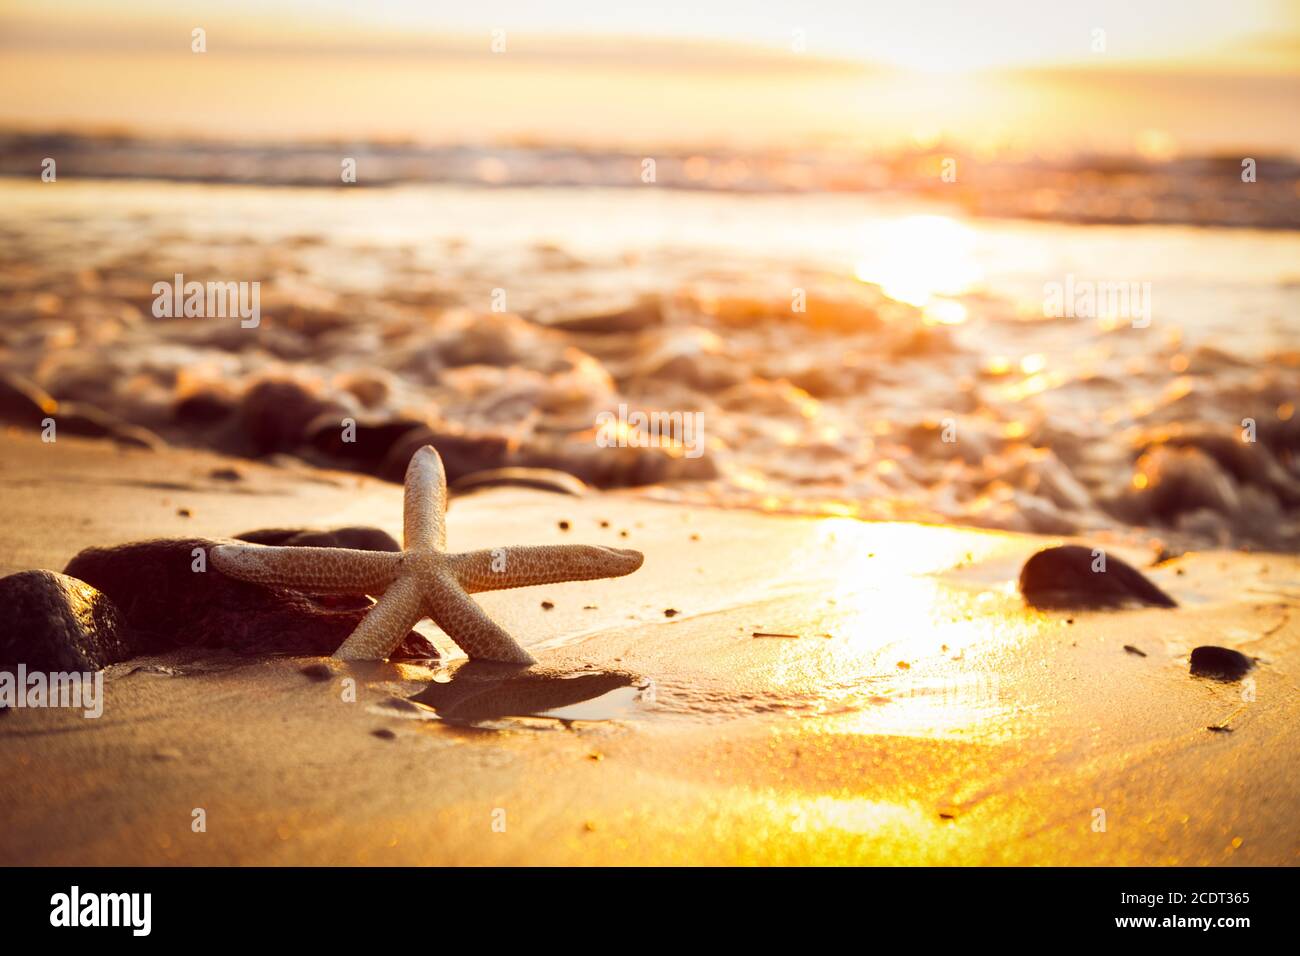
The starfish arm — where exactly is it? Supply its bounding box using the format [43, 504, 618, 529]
[332, 574, 427, 660]
[403, 444, 447, 550]
[448, 544, 644, 593]
[425, 576, 536, 664]
[211, 544, 401, 594]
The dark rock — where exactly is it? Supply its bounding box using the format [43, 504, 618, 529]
[1139, 424, 1300, 507]
[208, 467, 243, 482]
[175, 390, 237, 426]
[300, 663, 333, 682]
[371, 728, 397, 740]
[239, 380, 347, 455]
[305, 415, 425, 467]
[233, 526, 400, 552]
[1189, 646, 1254, 681]
[64, 538, 435, 659]
[1129, 447, 1240, 521]
[0, 373, 57, 427]
[1019, 545, 1177, 609]
[0, 375, 161, 448]
[379, 427, 513, 484]
[53, 402, 166, 449]
[451, 467, 588, 497]
[1123, 644, 1147, 657]
[0, 569, 132, 670]
[518, 444, 717, 488]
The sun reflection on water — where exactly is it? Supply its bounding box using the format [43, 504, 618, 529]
[775, 519, 1033, 739]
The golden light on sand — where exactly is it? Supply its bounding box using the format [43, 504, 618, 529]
[767, 519, 1035, 749]
[854, 215, 983, 307]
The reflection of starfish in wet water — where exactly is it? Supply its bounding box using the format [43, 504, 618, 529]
[211, 445, 644, 664]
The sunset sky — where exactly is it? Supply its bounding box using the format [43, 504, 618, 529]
[2, 0, 1298, 154]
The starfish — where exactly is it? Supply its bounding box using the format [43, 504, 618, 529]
[210, 445, 644, 664]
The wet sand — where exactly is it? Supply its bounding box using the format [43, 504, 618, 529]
[1, 432, 1296, 864]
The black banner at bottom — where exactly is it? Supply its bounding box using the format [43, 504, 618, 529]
[0, 867, 1286, 942]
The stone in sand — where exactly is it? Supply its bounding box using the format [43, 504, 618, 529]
[0, 569, 132, 670]
[305, 416, 427, 469]
[451, 467, 588, 497]
[379, 427, 513, 484]
[239, 379, 347, 455]
[1189, 646, 1254, 681]
[234, 526, 400, 552]
[1018, 545, 1177, 609]
[0, 373, 162, 448]
[53, 402, 165, 450]
[64, 538, 435, 659]
[0, 373, 56, 427]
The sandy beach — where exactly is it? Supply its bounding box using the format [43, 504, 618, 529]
[1, 431, 1295, 865]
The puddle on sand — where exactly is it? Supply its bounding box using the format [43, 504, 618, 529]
[403, 663, 649, 727]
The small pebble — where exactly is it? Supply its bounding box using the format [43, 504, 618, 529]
[371, 728, 396, 740]
[1189, 646, 1254, 681]
[1123, 645, 1147, 657]
[177, 508, 191, 517]
[541, 601, 554, 610]
[300, 663, 332, 682]
[558, 520, 570, 531]
[664, 608, 678, 618]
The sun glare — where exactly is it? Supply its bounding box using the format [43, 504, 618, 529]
[854, 215, 984, 307]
